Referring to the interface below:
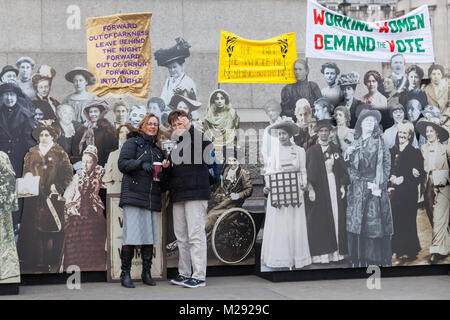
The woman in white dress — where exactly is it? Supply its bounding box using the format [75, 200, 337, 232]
[261, 117, 311, 270]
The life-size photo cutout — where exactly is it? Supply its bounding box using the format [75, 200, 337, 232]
[18, 124, 73, 274]
[261, 117, 311, 271]
[0, 151, 20, 284]
[63, 145, 107, 271]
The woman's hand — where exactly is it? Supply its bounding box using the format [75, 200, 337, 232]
[309, 189, 316, 202]
[142, 162, 154, 174]
[50, 184, 58, 195]
[412, 168, 420, 178]
[340, 185, 345, 199]
[162, 159, 170, 168]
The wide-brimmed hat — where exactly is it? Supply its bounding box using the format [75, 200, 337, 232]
[65, 67, 96, 85]
[338, 72, 360, 87]
[32, 65, 57, 88]
[0, 82, 22, 96]
[314, 119, 334, 132]
[0, 65, 19, 79]
[415, 117, 449, 143]
[16, 56, 36, 69]
[32, 124, 61, 142]
[268, 117, 299, 137]
[154, 37, 191, 67]
[168, 88, 201, 111]
[83, 100, 110, 119]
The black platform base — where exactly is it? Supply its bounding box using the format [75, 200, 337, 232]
[255, 242, 450, 282]
[0, 283, 19, 295]
[20, 271, 106, 286]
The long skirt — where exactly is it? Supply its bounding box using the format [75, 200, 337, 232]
[63, 214, 106, 271]
[122, 205, 159, 245]
[261, 193, 311, 270]
[348, 204, 392, 267]
[429, 186, 450, 256]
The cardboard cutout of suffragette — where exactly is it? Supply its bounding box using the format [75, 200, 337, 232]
[388, 120, 425, 265]
[0, 151, 20, 283]
[344, 109, 393, 268]
[293, 98, 317, 151]
[261, 117, 311, 270]
[16, 56, 37, 100]
[155, 37, 197, 107]
[280, 59, 322, 122]
[416, 118, 450, 264]
[63, 145, 106, 271]
[18, 124, 73, 273]
[62, 67, 101, 123]
[31, 65, 59, 121]
[320, 62, 343, 107]
[306, 119, 350, 264]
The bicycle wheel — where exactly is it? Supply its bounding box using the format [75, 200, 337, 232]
[211, 208, 256, 264]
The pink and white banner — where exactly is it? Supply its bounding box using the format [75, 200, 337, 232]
[305, 0, 435, 63]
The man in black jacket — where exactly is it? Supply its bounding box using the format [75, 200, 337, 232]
[161, 110, 213, 288]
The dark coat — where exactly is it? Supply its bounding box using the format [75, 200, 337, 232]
[71, 118, 118, 167]
[161, 126, 214, 203]
[349, 98, 364, 129]
[306, 143, 350, 256]
[389, 143, 425, 256]
[118, 131, 165, 212]
[280, 80, 322, 122]
[18, 143, 73, 271]
[0, 102, 36, 176]
[345, 135, 393, 237]
[52, 120, 82, 160]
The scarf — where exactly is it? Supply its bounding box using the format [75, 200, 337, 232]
[79, 121, 97, 153]
[39, 141, 54, 156]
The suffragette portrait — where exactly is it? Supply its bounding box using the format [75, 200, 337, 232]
[63, 145, 107, 271]
[344, 109, 393, 267]
[155, 37, 197, 107]
[62, 67, 100, 123]
[31, 65, 59, 121]
[0, 152, 20, 283]
[320, 62, 343, 107]
[388, 120, 425, 265]
[18, 125, 73, 273]
[306, 119, 350, 264]
[16, 56, 37, 100]
[280, 59, 322, 122]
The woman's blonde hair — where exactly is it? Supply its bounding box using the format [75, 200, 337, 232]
[137, 113, 161, 145]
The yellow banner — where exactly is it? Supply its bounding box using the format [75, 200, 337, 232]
[86, 12, 151, 98]
[218, 31, 297, 83]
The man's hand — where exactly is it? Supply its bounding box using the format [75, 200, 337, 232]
[162, 159, 170, 168]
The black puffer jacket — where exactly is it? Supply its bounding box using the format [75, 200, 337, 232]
[161, 126, 214, 203]
[118, 131, 165, 211]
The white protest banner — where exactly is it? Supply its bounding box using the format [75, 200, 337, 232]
[305, 0, 435, 63]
